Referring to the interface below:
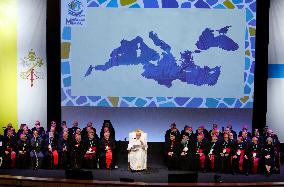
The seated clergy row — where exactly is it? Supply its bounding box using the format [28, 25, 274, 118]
[0, 120, 117, 170]
[165, 123, 281, 176]
[0, 121, 281, 176]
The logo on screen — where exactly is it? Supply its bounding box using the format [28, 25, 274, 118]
[19, 49, 44, 87]
[65, 0, 86, 26]
[68, 0, 83, 17]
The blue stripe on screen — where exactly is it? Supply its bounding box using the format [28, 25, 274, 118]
[268, 64, 284, 78]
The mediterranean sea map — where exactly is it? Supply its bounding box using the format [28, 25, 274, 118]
[84, 26, 239, 88]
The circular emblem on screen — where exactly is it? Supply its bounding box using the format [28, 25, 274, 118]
[68, 0, 84, 17]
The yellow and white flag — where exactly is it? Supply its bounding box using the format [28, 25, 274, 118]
[0, 0, 47, 133]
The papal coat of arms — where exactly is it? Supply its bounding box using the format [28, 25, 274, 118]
[20, 49, 44, 87]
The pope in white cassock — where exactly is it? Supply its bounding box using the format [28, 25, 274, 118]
[127, 129, 147, 171]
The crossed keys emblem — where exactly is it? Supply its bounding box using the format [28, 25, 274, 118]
[20, 49, 44, 87]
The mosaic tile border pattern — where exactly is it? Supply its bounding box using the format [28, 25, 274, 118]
[61, 0, 256, 108]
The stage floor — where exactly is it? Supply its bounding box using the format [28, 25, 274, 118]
[0, 164, 283, 183]
[0, 143, 283, 183]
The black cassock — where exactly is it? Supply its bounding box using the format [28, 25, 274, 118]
[0, 135, 4, 168]
[58, 138, 70, 169]
[83, 137, 99, 169]
[179, 140, 194, 171]
[30, 136, 44, 169]
[16, 139, 30, 169]
[219, 140, 235, 173]
[193, 140, 209, 171]
[43, 136, 58, 169]
[99, 122, 117, 166]
[263, 144, 274, 167]
[247, 142, 262, 174]
[99, 138, 116, 169]
[70, 141, 84, 169]
[272, 135, 281, 173]
[231, 141, 249, 174]
[165, 139, 180, 170]
[2, 135, 17, 168]
[207, 141, 220, 172]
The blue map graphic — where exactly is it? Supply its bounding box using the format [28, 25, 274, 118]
[84, 26, 239, 88]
